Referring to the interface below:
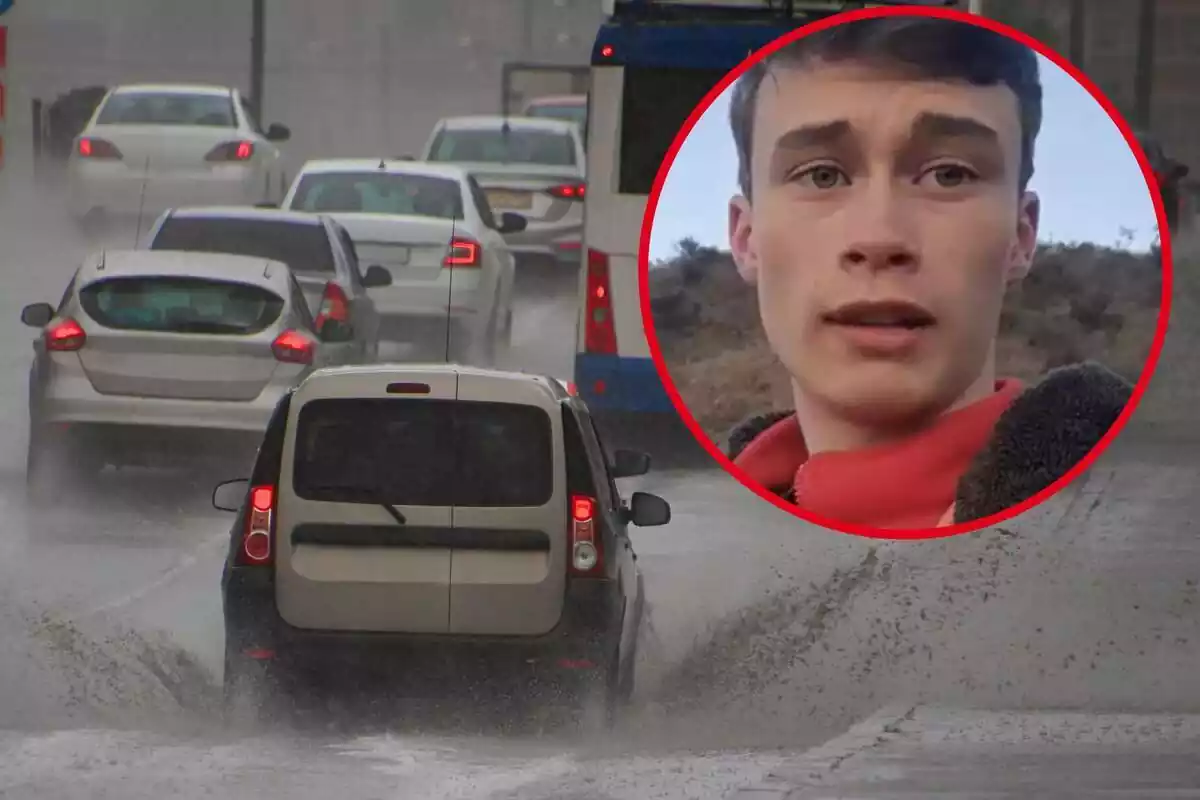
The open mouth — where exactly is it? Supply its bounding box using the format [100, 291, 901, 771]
[823, 300, 937, 330]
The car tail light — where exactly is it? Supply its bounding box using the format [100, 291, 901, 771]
[77, 137, 122, 160]
[271, 329, 315, 364]
[444, 236, 481, 268]
[546, 183, 586, 201]
[45, 318, 86, 352]
[237, 484, 276, 566]
[569, 494, 604, 576]
[205, 140, 255, 162]
[584, 248, 617, 354]
[314, 281, 351, 329]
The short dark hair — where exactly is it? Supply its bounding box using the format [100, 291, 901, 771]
[729, 16, 1043, 198]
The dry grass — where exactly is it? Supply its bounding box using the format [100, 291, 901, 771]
[650, 242, 1164, 444]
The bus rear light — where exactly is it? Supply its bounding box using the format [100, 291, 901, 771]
[584, 248, 617, 354]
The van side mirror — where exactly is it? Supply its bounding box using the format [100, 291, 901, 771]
[265, 123, 291, 142]
[611, 448, 650, 479]
[212, 478, 249, 512]
[627, 492, 670, 527]
[21, 302, 55, 328]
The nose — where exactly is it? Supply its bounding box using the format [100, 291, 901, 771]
[841, 240, 917, 272]
[838, 186, 918, 273]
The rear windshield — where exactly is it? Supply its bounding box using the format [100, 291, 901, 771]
[289, 172, 464, 219]
[526, 104, 587, 128]
[95, 92, 237, 127]
[150, 217, 336, 274]
[428, 128, 576, 167]
[79, 276, 284, 335]
[293, 398, 554, 508]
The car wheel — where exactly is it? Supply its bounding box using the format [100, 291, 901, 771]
[26, 424, 101, 505]
[222, 648, 290, 732]
[571, 657, 621, 737]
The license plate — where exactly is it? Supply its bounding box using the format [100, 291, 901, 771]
[486, 190, 533, 210]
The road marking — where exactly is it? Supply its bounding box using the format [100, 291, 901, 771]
[79, 532, 227, 619]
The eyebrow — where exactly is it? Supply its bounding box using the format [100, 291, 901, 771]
[771, 112, 1000, 154]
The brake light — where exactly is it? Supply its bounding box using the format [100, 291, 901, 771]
[569, 493, 603, 576]
[444, 236, 482, 268]
[45, 318, 86, 352]
[547, 183, 586, 201]
[584, 248, 617, 354]
[316, 281, 350, 324]
[271, 329, 315, 364]
[205, 140, 255, 162]
[77, 137, 122, 160]
[238, 484, 276, 566]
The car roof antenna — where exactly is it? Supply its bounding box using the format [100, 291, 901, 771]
[133, 155, 151, 246]
[443, 216, 456, 366]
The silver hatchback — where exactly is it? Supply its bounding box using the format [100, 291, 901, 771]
[22, 249, 343, 501]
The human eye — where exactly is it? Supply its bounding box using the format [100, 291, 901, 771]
[790, 163, 850, 190]
[919, 162, 980, 188]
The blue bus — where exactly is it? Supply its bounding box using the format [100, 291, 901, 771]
[573, 0, 969, 439]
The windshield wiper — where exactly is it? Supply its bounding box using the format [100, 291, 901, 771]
[377, 502, 407, 526]
[305, 485, 407, 524]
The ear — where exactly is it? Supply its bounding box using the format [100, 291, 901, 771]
[1007, 190, 1040, 283]
[729, 194, 759, 286]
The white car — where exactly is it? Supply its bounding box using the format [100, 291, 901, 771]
[419, 116, 586, 267]
[280, 159, 525, 365]
[67, 83, 292, 230]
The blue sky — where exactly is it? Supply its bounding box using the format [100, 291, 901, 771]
[648, 54, 1158, 261]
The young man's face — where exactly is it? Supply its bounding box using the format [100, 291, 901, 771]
[730, 59, 1039, 433]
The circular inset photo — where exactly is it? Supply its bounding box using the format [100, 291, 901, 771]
[642, 6, 1171, 539]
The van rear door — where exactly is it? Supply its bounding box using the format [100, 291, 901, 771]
[447, 371, 567, 636]
[274, 370, 459, 633]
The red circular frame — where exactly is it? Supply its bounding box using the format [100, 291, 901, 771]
[638, 3, 1174, 541]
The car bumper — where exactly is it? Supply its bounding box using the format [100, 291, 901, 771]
[573, 353, 674, 414]
[223, 568, 621, 683]
[37, 376, 289, 432]
[502, 217, 584, 258]
[66, 160, 266, 220]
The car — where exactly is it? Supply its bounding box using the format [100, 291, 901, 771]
[280, 158, 527, 363]
[211, 363, 671, 731]
[420, 116, 586, 267]
[20, 249, 354, 501]
[67, 83, 292, 232]
[142, 206, 391, 364]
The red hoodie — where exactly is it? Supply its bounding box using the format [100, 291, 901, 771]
[732, 380, 1023, 530]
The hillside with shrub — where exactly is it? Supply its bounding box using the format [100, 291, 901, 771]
[649, 238, 1164, 444]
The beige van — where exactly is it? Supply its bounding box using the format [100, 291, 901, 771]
[213, 363, 671, 729]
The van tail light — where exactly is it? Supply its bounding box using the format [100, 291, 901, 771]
[444, 236, 482, 268]
[237, 484, 276, 566]
[569, 494, 604, 576]
[77, 137, 123, 160]
[584, 248, 617, 354]
[546, 182, 586, 201]
[46, 318, 87, 352]
[205, 140, 255, 162]
[271, 329, 315, 364]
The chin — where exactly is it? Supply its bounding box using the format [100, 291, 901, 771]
[817, 370, 954, 429]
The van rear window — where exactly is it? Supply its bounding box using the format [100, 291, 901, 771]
[292, 398, 554, 508]
[79, 276, 284, 334]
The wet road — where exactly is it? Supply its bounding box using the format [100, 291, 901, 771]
[2, 189, 1200, 797]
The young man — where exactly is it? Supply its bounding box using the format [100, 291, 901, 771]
[724, 15, 1135, 530]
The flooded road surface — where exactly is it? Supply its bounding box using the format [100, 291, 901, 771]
[1, 191, 1200, 797]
